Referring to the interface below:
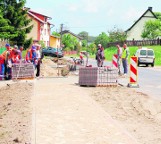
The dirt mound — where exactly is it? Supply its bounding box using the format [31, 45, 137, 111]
[90, 86, 161, 144]
[0, 82, 33, 144]
[40, 58, 77, 77]
[41, 58, 58, 77]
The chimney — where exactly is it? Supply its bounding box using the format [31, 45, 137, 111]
[148, 7, 152, 11]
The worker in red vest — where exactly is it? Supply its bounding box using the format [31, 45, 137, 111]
[10, 45, 22, 63]
[0, 54, 5, 80]
[2, 43, 13, 80]
[26, 45, 37, 67]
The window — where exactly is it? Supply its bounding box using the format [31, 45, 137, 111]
[44, 29, 46, 35]
[147, 50, 154, 56]
[140, 50, 146, 56]
[48, 28, 50, 35]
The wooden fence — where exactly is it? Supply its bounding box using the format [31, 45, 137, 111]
[107, 39, 161, 47]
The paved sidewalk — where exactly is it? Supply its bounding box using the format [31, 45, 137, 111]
[32, 76, 139, 144]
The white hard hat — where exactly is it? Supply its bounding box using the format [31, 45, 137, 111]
[14, 45, 18, 49]
[98, 44, 102, 47]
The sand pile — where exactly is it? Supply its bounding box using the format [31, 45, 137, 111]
[40, 58, 77, 77]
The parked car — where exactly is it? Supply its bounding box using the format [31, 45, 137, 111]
[135, 47, 155, 67]
[42, 47, 64, 58]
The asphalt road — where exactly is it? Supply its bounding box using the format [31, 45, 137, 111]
[137, 66, 161, 99]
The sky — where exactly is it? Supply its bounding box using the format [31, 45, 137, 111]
[25, 0, 161, 36]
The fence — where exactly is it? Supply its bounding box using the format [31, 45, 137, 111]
[63, 51, 77, 55]
[107, 39, 161, 47]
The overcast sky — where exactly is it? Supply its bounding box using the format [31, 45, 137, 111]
[26, 0, 161, 36]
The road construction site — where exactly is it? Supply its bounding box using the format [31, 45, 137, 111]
[0, 58, 161, 144]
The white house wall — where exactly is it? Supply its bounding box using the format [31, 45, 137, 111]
[127, 11, 156, 40]
[40, 23, 50, 46]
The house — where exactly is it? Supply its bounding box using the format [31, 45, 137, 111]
[26, 9, 54, 46]
[61, 30, 83, 45]
[50, 35, 60, 48]
[126, 7, 157, 40]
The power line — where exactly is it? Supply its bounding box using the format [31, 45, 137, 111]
[68, 25, 109, 29]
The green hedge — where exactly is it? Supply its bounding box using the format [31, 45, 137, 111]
[0, 47, 6, 54]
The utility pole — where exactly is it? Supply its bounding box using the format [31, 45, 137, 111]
[60, 23, 64, 48]
[57, 23, 64, 76]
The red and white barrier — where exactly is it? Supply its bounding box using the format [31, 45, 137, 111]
[128, 56, 139, 88]
[112, 54, 118, 68]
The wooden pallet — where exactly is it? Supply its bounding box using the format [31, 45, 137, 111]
[12, 77, 34, 80]
[80, 83, 118, 87]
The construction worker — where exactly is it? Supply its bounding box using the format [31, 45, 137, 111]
[1, 43, 12, 80]
[116, 44, 122, 74]
[122, 44, 130, 75]
[11, 45, 22, 63]
[26, 45, 37, 67]
[35, 44, 42, 77]
[79, 52, 84, 65]
[96, 44, 105, 67]
[0, 54, 5, 80]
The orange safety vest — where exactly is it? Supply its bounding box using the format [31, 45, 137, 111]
[0, 55, 5, 64]
[25, 49, 33, 61]
[1, 48, 13, 60]
[11, 50, 19, 63]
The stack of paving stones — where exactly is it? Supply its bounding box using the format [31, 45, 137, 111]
[0, 75, 4, 80]
[79, 67, 118, 86]
[12, 62, 34, 79]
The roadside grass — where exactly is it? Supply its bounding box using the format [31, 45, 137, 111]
[104, 45, 161, 66]
[22, 50, 27, 58]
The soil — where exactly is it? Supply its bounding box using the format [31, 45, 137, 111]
[0, 58, 161, 144]
[0, 82, 33, 144]
[89, 86, 161, 144]
[40, 58, 77, 77]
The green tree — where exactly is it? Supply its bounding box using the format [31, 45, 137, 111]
[62, 34, 79, 50]
[76, 42, 82, 54]
[52, 31, 60, 37]
[87, 43, 96, 55]
[0, 0, 33, 46]
[141, 19, 161, 39]
[0, 10, 15, 39]
[108, 27, 127, 42]
[88, 36, 96, 43]
[81, 39, 87, 47]
[78, 31, 88, 41]
[154, 12, 161, 20]
[38, 40, 45, 48]
[94, 32, 109, 48]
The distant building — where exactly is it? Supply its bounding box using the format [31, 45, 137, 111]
[50, 35, 60, 48]
[126, 7, 157, 40]
[27, 9, 54, 46]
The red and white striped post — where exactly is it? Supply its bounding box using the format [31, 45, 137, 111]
[128, 56, 139, 88]
[112, 54, 118, 68]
